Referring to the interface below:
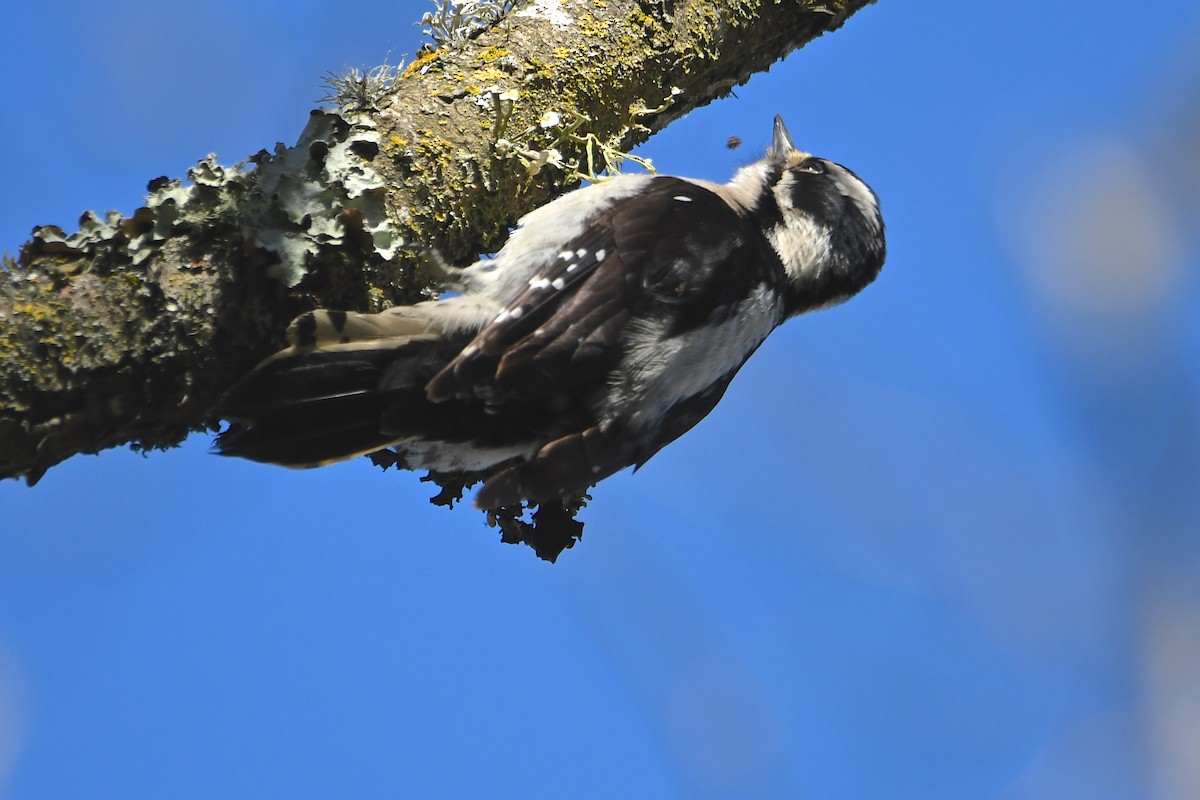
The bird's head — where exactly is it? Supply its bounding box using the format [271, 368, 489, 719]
[727, 116, 886, 316]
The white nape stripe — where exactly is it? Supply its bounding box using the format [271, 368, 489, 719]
[766, 210, 831, 286]
[769, 175, 833, 285]
[828, 163, 882, 232]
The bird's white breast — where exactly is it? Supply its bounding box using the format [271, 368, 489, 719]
[605, 283, 783, 431]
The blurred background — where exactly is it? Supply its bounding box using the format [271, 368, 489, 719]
[2, 2, 1199, 798]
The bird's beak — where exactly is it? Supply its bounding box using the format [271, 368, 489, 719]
[768, 115, 797, 163]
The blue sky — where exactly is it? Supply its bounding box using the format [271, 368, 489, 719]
[3, 2, 1200, 798]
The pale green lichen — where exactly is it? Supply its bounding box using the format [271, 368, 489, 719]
[421, 0, 518, 46]
[25, 109, 407, 289]
[250, 110, 405, 285]
[23, 154, 248, 275]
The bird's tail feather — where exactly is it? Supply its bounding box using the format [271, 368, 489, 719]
[214, 346, 410, 467]
[214, 305, 463, 467]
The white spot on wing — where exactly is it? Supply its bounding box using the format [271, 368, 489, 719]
[463, 174, 654, 302]
[558, 250, 574, 260]
[510, 306, 524, 319]
[595, 249, 607, 261]
[575, 247, 588, 258]
[529, 277, 551, 289]
[673, 195, 693, 202]
[551, 278, 565, 290]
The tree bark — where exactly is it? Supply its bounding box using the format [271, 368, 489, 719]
[0, 0, 876, 484]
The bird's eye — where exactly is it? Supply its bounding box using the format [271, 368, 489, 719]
[799, 159, 825, 175]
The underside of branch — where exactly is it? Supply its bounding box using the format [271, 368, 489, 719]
[1, 0, 876, 487]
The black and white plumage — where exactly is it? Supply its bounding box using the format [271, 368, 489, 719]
[216, 117, 885, 511]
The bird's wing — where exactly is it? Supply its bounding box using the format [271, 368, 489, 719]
[425, 176, 766, 403]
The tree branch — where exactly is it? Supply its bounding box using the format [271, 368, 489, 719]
[0, 0, 876, 484]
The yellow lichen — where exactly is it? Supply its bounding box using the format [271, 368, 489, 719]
[578, 11, 611, 38]
[477, 45, 511, 63]
[470, 67, 508, 86]
[12, 301, 55, 323]
[403, 49, 442, 78]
